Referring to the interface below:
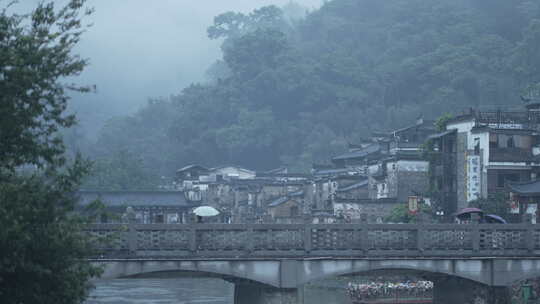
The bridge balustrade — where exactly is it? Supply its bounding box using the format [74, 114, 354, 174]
[86, 224, 540, 258]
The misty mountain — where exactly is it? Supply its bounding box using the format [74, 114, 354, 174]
[80, 0, 540, 190]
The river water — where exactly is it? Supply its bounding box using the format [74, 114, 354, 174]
[86, 278, 349, 304]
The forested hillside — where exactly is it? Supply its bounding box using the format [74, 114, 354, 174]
[81, 0, 540, 189]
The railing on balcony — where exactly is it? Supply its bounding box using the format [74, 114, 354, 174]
[476, 111, 540, 128]
[87, 223, 540, 259]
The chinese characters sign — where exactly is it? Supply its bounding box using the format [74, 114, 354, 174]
[466, 155, 481, 202]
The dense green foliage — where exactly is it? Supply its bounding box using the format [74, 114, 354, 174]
[469, 193, 510, 219]
[85, 0, 540, 188]
[0, 1, 102, 303]
[385, 203, 432, 223]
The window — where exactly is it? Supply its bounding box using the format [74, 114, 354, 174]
[447, 139, 455, 153]
[507, 136, 515, 148]
[290, 206, 299, 217]
[497, 173, 519, 188]
[490, 134, 498, 149]
[155, 214, 164, 223]
[474, 138, 480, 155]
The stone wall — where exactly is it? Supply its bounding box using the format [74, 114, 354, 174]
[269, 199, 301, 218]
[396, 170, 429, 202]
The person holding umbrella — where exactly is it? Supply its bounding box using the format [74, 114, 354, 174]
[192, 206, 220, 223]
[454, 208, 484, 224]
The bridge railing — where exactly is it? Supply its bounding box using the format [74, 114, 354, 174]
[85, 223, 540, 258]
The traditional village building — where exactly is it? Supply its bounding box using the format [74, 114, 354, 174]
[211, 165, 256, 180]
[334, 179, 369, 200]
[176, 164, 210, 184]
[331, 143, 382, 171]
[426, 129, 458, 216]
[333, 198, 398, 223]
[175, 164, 316, 223]
[508, 180, 540, 223]
[77, 191, 197, 224]
[267, 190, 305, 223]
[325, 118, 436, 221]
[430, 103, 540, 218]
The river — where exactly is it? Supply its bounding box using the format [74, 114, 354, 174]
[86, 278, 349, 304]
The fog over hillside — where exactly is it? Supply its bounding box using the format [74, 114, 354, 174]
[14, 0, 322, 136]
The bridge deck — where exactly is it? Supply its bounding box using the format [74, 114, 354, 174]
[86, 223, 540, 258]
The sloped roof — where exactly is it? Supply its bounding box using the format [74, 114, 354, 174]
[77, 191, 191, 208]
[391, 120, 436, 135]
[268, 190, 304, 207]
[313, 168, 354, 176]
[426, 129, 457, 141]
[268, 196, 291, 207]
[332, 144, 381, 161]
[374, 120, 436, 137]
[508, 180, 540, 196]
[336, 180, 369, 192]
[211, 165, 255, 173]
[177, 164, 209, 173]
[289, 190, 304, 197]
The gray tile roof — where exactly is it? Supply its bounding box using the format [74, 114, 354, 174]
[426, 129, 457, 141]
[176, 164, 209, 173]
[508, 180, 540, 196]
[313, 168, 354, 176]
[336, 180, 368, 192]
[268, 196, 290, 207]
[268, 190, 304, 207]
[332, 144, 380, 161]
[77, 191, 192, 208]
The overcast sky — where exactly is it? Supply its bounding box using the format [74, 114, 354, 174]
[79, 0, 320, 109]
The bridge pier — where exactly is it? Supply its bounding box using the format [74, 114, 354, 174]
[433, 277, 510, 304]
[234, 281, 302, 304]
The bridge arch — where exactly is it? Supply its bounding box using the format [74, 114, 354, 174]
[95, 260, 282, 288]
[298, 259, 493, 286]
[94, 258, 540, 289]
[492, 259, 540, 286]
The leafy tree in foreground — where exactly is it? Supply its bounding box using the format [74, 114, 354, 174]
[0, 1, 102, 303]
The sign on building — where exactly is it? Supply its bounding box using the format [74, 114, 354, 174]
[408, 196, 419, 214]
[466, 155, 481, 202]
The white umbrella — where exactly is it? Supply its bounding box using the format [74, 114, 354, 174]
[193, 206, 220, 217]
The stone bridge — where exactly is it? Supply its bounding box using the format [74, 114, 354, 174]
[88, 223, 540, 303]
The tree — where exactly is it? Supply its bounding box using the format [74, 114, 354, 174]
[385, 203, 432, 223]
[435, 113, 454, 132]
[0, 1, 102, 303]
[83, 150, 158, 191]
[90, 0, 540, 182]
[469, 193, 510, 219]
[0, 0, 94, 171]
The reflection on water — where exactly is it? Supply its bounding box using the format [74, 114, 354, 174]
[86, 278, 234, 304]
[87, 277, 351, 304]
[305, 277, 351, 304]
